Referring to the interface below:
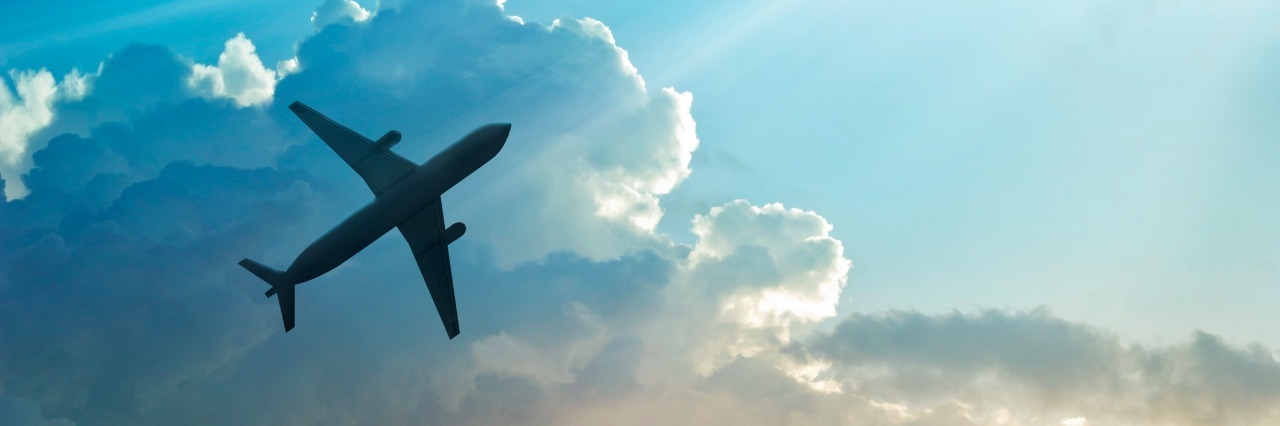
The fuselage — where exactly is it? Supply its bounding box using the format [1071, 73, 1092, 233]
[282, 123, 510, 285]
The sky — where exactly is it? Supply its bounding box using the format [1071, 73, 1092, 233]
[2, 0, 1280, 424]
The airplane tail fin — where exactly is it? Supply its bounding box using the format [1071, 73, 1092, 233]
[238, 258, 296, 332]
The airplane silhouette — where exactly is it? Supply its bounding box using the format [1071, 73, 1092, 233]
[239, 101, 510, 338]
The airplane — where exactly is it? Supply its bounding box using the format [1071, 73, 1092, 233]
[238, 101, 510, 338]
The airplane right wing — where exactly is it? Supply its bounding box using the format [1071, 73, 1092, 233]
[397, 197, 463, 338]
[289, 101, 418, 195]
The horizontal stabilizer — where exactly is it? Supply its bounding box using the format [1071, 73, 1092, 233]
[239, 258, 287, 285]
[238, 258, 296, 332]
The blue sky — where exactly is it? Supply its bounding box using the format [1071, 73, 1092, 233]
[513, 0, 1280, 346]
[3, 0, 1280, 424]
[601, 0, 1280, 346]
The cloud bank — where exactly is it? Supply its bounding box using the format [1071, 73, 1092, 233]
[2, 1, 1279, 425]
[2, 32, 281, 200]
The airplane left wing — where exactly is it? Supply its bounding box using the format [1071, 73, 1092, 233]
[289, 101, 418, 195]
[397, 197, 464, 338]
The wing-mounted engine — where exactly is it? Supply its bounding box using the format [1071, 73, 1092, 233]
[288, 102, 417, 195]
[443, 222, 466, 245]
[375, 130, 402, 149]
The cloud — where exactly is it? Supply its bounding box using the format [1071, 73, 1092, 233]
[311, 0, 374, 29]
[0, 1, 702, 422]
[4, 1, 1280, 425]
[2, 40, 285, 200]
[46, 45, 291, 178]
[83, 44, 190, 113]
[188, 34, 278, 107]
[791, 308, 1280, 425]
[0, 395, 73, 426]
[0, 68, 96, 200]
[645, 200, 851, 377]
[272, 2, 699, 264]
[0, 159, 316, 421]
[275, 57, 301, 79]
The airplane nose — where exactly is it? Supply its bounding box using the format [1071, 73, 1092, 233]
[475, 123, 510, 157]
[487, 123, 511, 150]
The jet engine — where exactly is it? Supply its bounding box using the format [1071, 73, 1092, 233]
[375, 130, 402, 149]
[444, 222, 466, 245]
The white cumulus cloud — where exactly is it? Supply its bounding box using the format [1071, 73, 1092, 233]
[275, 56, 301, 78]
[188, 33, 278, 107]
[0, 67, 96, 200]
[311, 0, 373, 29]
[468, 18, 699, 262]
[643, 200, 851, 378]
[275, 5, 700, 264]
